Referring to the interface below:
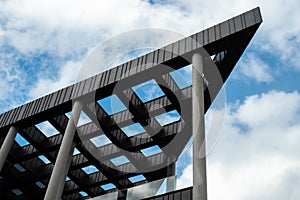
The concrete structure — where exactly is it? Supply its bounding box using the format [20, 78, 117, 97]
[0, 126, 18, 171]
[0, 7, 262, 200]
[44, 101, 83, 200]
[192, 53, 207, 200]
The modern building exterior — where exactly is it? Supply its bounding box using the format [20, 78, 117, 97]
[0, 7, 262, 200]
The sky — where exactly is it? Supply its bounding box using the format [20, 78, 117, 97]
[1, 0, 300, 199]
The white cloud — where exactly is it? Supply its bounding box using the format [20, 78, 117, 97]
[0, 55, 22, 94]
[237, 53, 273, 83]
[0, 52, 28, 112]
[0, 0, 299, 68]
[78, 28, 184, 80]
[0, 1, 299, 199]
[0, 0, 187, 56]
[235, 90, 300, 128]
[176, 90, 300, 199]
[1, 0, 299, 107]
[176, 164, 193, 189]
[255, 0, 300, 69]
[28, 60, 81, 99]
[172, 0, 300, 70]
[0, 27, 4, 37]
[0, 0, 144, 55]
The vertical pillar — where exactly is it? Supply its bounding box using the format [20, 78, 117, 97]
[55, 142, 76, 199]
[192, 53, 207, 200]
[0, 126, 18, 172]
[166, 162, 176, 193]
[44, 101, 83, 200]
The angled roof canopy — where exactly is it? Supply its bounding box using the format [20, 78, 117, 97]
[0, 7, 262, 200]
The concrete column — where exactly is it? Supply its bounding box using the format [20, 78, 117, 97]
[0, 126, 18, 172]
[44, 101, 83, 200]
[166, 162, 176, 193]
[55, 142, 76, 199]
[192, 53, 207, 200]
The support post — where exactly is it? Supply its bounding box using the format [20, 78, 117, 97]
[192, 53, 207, 200]
[44, 101, 82, 200]
[0, 126, 18, 172]
[166, 162, 176, 192]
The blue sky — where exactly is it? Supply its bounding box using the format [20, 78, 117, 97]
[1, 0, 300, 199]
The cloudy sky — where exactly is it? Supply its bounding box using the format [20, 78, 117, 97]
[1, 0, 300, 199]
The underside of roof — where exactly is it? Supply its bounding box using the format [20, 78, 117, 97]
[0, 7, 262, 200]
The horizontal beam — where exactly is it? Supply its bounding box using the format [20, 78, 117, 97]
[0, 7, 262, 131]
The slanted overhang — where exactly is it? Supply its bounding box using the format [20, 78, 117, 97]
[0, 7, 262, 200]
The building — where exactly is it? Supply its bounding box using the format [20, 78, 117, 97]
[0, 7, 262, 200]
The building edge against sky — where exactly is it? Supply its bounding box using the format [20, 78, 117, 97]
[0, 7, 262, 200]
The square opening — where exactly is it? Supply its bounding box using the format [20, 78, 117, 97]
[12, 189, 23, 196]
[79, 191, 88, 197]
[73, 148, 80, 156]
[132, 79, 165, 102]
[82, 165, 99, 174]
[110, 156, 130, 166]
[36, 181, 46, 189]
[101, 183, 116, 191]
[15, 133, 29, 147]
[128, 174, 146, 183]
[90, 134, 112, 147]
[141, 145, 162, 157]
[121, 123, 145, 137]
[78, 111, 92, 126]
[155, 110, 181, 126]
[169, 65, 192, 89]
[14, 164, 26, 173]
[35, 121, 59, 137]
[97, 94, 127, 115]
[38, 155, 51, 164]
[65, 111, 92, 126]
